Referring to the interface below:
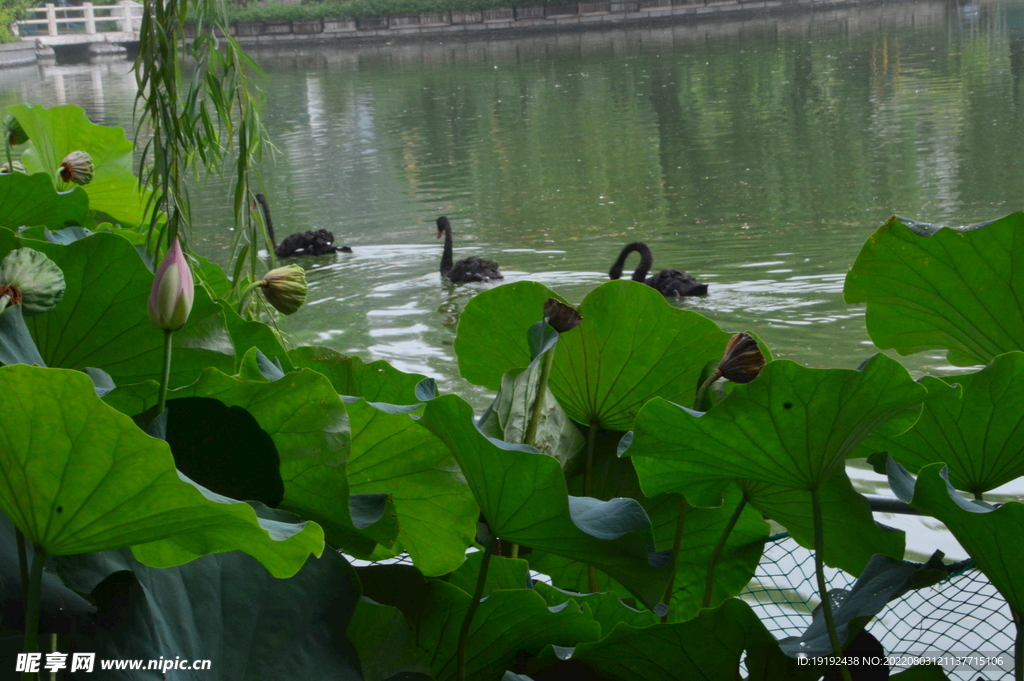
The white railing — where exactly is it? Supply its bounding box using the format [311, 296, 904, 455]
[16, 0, 143, 37]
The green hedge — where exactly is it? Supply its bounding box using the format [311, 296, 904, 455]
[226, 0, 558, 22]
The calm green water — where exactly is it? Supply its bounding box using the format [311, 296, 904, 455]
[2, 0, 1024, 555]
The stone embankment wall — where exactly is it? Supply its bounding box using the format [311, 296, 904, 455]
[218, 0, 891, 44]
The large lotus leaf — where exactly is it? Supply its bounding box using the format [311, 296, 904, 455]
[290, 345, 426, 404]
[545, 599, 813, 681]
[532, 582, 658, 637]
[0, 228, 235, 387]
[55, 523, 361, 681]
[552, 281, 733, 430]
[417, 580, 600, 681]
[0, 365, 323, 577]
[346, 397, 477, 575]
[844, 212, 1024, 366]
[101, 366, 400, 557]
[627, 354, 926, 500]
[10, 103, 149, 225]
[417, 394, 672, 610]
[860, 355, 1024, 497]
[892, 460, 1024, 615]
[0, 172, 89, 229]
[454, 281, 567, 391]
[347, 597, 431, 681]
[647, 485, 768, 622]
[456, 280, 731, 430]
[741, 474, 904, 575]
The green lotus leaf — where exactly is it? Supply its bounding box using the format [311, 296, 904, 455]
[894, 460, 1024, 615]
[218, 301, 293, 373]
[0, 365, 323, 577]
[346, 397, 477, 575]
[457, 281, 731, 431]
[547, 598, 813, 681]
[860, 354, 1024, 497]
[10, 103, 150, 225]
[102, 365, 404, 557]
[0, 172, 89, 229]
[56, 520, 360, 680]
[0, 228, 235, 387]
[647, 484, 768, 622]
[416, 580, 600, 681]
[449, 552, 530, 598]
[417, 393, 672, 610]
[844, 212, 1024, 366]
[627, 354, 926, 498]
[741, 474, 904, 574]
[454, 281, 567, 391]
[347, 598, 431, 681]
[533, 581, 658, 637]
[290, 345, 426, 404]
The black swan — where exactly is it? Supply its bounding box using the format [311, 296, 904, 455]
[436, 216, 503, 283]
[255, 193, 352, 258]
[608, 242, 708, 297]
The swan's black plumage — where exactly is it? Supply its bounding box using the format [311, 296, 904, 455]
[436, 216, 502, 283]
[256, 194, 352, 257]
[608, 241, 707, 297]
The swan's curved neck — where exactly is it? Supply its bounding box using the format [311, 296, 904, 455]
[256, 193, 277, 252]
[609, 242, 653, 282]
[439, 221, 454, 276]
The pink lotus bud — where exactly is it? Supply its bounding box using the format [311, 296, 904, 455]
[147, 237, 194, 331]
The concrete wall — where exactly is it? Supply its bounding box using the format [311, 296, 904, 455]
[0, 40, 39, 68]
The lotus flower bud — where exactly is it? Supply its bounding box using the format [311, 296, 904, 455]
[543, 298, 581, 334]
[716, 332, 765, 384]
[148, 237, 194, 331]
[260, 264, 307, 315]
[3, 115, 27, 146]
[0, 248, 65, 316]
[0, 160, 25, 174]
[58, 150, 94, 186]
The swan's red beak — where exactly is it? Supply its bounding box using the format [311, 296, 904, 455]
[436, 230, 443, 239]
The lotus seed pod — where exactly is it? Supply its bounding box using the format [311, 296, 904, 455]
[3, 115, 27, 146]
[0, 248, 65, 316]
[543, 298, 582, 334]
[260, 264, 307, 315]
[716, 332, 765, 384]
[147, 237, 194, 331]
[58, 150, 94, 186]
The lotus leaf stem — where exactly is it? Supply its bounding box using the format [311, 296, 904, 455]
[693, 372, 721, 411]
[5, 139, 12, 171]
[15, 528, 27, 606]
[236, 279, 264, 316]
[812, 487, 852, 681]
[1013, 607, 1023, 681]
[155, 329, 173, 416]
[661, 496, 689, 622]
[703, 497, 746, 610]
[456, 537, 495, 681]
[22, 545, 45, 681]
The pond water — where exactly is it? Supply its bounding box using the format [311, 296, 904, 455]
[1, 0, 1023, 558]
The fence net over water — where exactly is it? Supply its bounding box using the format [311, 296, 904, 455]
[357, 532, 1015, 679]
[741, 532, 1014, 680]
